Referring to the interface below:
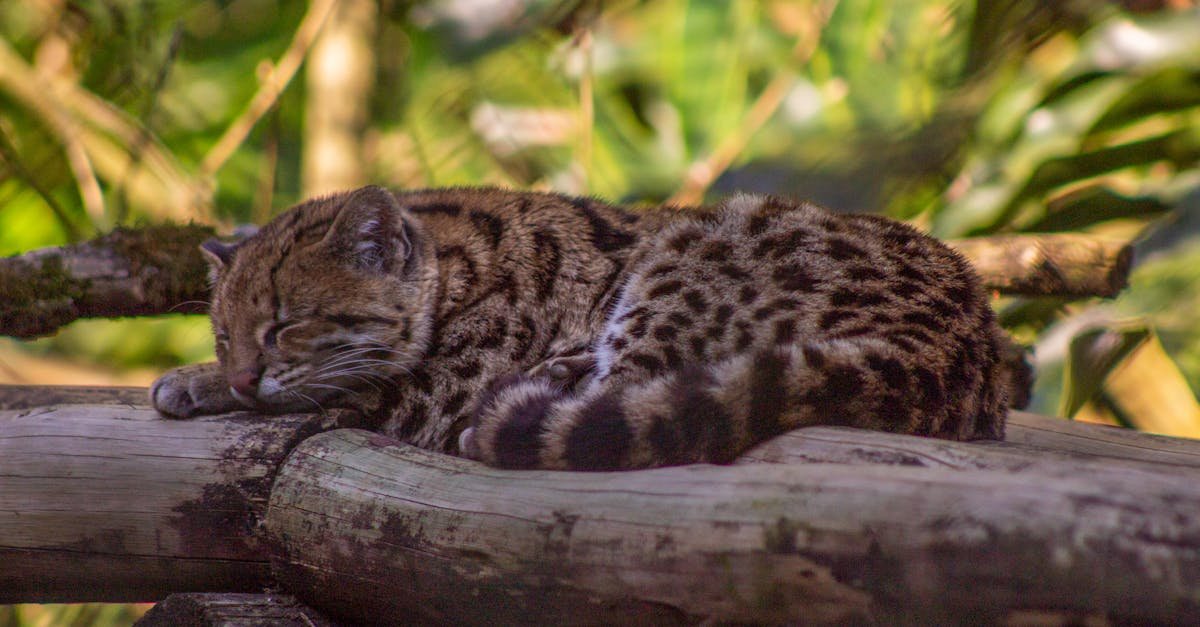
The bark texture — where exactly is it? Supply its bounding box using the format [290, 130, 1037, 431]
[136, 593, 337, 627]
[4, 386, 1197, 624]
[266, 415, 1200, 626]
[0, 224, 215, 338]
[948, 233, 1133, 298]
[0, 396, 356, 603]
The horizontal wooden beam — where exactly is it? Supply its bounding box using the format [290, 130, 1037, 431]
[0, 397, 353, 603]
[3, 386, 1197, 623]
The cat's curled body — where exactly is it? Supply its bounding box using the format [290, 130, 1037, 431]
[151, 185, 1013, 469]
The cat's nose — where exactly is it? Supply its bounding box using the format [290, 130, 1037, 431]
[229, 367, 262, 398]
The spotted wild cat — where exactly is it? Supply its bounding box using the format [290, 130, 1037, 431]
[151, 185, 1020, 469]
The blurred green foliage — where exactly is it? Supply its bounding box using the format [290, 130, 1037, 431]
[2, 0, 1200, 622]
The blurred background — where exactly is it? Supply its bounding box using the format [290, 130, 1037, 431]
[1, 0, 1199, 623]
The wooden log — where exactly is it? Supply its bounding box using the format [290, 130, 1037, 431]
[0, 225, 1131, 339]
[0, 224, 215, 339]
[0, 384, 149, 410]
[947, 233, 1133, 298]
[136, 593, 337, 627]
[265, 428, 1200, 625]
[0, 401, 354, 603]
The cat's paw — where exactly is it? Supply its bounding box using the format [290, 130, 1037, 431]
[462, 376, 563, 468]
[150, 363, 244, 418]
[528, 353, 595, 389]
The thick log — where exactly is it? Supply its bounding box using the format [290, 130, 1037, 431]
[0, 224, 215, 339]
[136, 593, 337, 627]
[0, 400, 354, 603]
[266, 428, 1200, 626]
[5, 387, 1198, 622]
[0, 226, 1131, 339]
[948, 233, 1133, 298]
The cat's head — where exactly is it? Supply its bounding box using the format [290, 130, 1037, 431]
[202, 186, 436, 412]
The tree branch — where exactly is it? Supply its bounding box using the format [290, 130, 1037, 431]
[947, 233, 1133, 298]
[0, 224, 216, 338]
[0, 225, 1134, 339]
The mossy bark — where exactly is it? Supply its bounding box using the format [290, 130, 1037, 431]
[0, 224, 215, 338]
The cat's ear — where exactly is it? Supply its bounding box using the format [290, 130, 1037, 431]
[324, 185, 413, 272]
[199, 239, 239, 283]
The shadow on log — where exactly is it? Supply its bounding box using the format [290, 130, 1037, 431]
[3, 386, 1198, 624]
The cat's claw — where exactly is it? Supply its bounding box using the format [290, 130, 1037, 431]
[458, 427, 480, 459]
[150, 363, 244, 418]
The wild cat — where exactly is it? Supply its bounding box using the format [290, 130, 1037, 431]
[152, 185, 1018, 469]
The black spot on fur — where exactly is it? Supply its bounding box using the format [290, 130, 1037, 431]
[827, 238, 869, 260]
[819, 309, 857, 330]
[647, 413, 680, 460]
[663, 345, 684, 369]
[774, 319, 797, 344]
[748, 350, 790, 441]
[653, 325, 678, 341]
[395, 400, 429, 440]
[683, 289, 709, 313]
[753, 304, 779, 321]
[802, 344, 826, 369]
[899, 263, 929, 284]
[772, 264, 820, 291]
[830, 289, 856, 307]
[574, 200, 636, 252]
[443, 391, 470, 416]
[654, 313, 683, 329]
[531, 230, 562, 302]
[609, 336, 629, 351]
[476, 318, 509, 350]
[410, 202, 462, 217]
[702, 240, 734, 261]
[747, 213, 772, 236]
[930, 297, 959, 319]
[629, 352, 665, 374]
[848, 266, 886, 281]
[739, 285, 759, 304]
[902, 311, 947, 332]
[892, 281, 923, 299]
[718, 264, 752, 281]
[667, 229, 703, 253]
[736, 328, 754, 351]
[645, 263, 679, 279]
[690, 336, 708, 358]
[715, 304, 734, 324]
[647, 280, 684, 299]
[450, 360, 482, 379]
[565, 393, 632, 470]
[706, 324, 726, 341]
[671, 373, 737, 463]
[491, 390, 555, 469]
[867, 355, 908, 389]
[469, 210, 505, 248]
[913, 366, 946, 415]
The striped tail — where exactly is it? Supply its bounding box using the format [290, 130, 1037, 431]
[461, 338, 1007, 470]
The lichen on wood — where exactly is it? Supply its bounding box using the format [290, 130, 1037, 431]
[0, 223, 216, 338]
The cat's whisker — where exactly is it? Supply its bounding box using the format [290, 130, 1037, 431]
[287, 388, 326, 415]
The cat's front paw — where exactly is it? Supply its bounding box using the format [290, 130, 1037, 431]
[461, 376, 563, 468]
[528, 353, 595, 391]
[150, 363, 245, 418]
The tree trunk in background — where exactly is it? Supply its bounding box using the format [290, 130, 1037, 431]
[302, 0, 375, 196]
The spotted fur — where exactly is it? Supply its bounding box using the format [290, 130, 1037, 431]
[151, 186, 1021, 469]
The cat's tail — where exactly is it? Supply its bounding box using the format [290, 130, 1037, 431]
[461, 337, 1009, 470]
